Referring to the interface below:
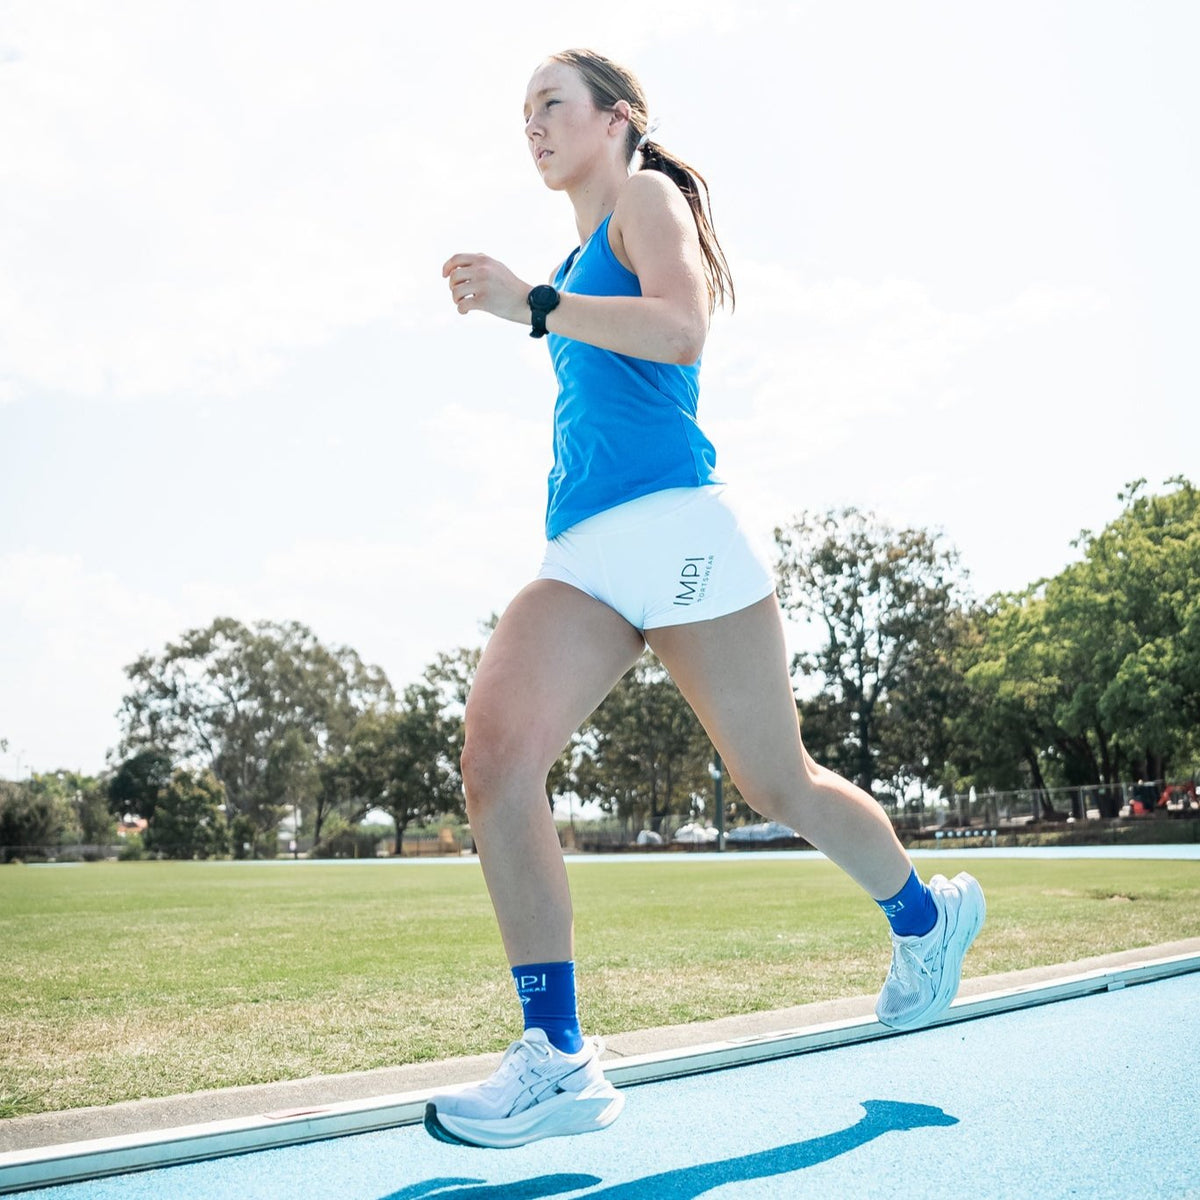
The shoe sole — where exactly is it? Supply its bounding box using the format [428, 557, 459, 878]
[881, 871, 986, 1031]
[424, 1086, 625, 1149]
[424, 1105, 477, 1147]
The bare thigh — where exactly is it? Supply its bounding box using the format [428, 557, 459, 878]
[645, 593, 807, 807]
[463, 579, 646, 793]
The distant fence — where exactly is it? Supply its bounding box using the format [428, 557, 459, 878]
[0, 829, 474, 863]
[390, 830, 470, 857]
[0, 843, 129, 863]
[291, 827, 471, 859]
[894, 776, 1198, 832]
[934, 829, 998, 847]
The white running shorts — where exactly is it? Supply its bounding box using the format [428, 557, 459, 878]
[537, 485, 776, 631]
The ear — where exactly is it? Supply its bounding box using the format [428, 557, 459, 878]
[609, 100, 632, 138]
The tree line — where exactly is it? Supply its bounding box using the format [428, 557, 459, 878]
[2, 479, 1196, 860]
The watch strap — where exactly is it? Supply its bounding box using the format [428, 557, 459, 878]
[528, 286, 560, 339]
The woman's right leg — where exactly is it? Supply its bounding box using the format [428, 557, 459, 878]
[425, 580, 643, 1148]
[461, 578, 645, 968]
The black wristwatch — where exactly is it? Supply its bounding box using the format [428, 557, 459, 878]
[527, 285, 560, 338]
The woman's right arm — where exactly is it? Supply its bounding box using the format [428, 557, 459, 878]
[443, 172, 709, 366]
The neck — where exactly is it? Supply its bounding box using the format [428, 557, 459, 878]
[568, 166, 630, 245]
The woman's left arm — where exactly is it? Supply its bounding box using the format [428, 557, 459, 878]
[441, 172, 709, 365]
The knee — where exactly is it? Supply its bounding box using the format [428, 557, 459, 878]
[459, 710, 549, 813]
[736, 759, 825, 830]
[459, 731, 493, 812]
[742, 783, 798, 826]
[459, 727, 499, 814]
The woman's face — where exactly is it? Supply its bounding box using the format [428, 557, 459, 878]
[523, 61, 626, 190]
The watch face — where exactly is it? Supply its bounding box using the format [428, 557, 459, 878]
[530, 285, 558, 310]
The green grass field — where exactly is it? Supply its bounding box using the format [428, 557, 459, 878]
[2, 855, 1198, 1118]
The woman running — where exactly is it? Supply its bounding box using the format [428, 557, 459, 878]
[428, 48, 985, 1150]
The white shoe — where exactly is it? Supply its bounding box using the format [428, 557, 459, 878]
[875, 871, 986, 1030]
[424, 1028, 625, 1149]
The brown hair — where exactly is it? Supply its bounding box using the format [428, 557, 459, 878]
[550, 48, 735, 313]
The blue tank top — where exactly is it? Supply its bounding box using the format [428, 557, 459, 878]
[544, 212, 721, 539]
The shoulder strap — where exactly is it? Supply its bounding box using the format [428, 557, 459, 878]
[556, 245, 582, 285]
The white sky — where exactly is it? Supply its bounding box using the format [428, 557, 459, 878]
[2, 0, 1197, 778]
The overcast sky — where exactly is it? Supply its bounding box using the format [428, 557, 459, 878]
[2, 0, 1197, 778]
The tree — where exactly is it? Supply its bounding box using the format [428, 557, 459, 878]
[949, 593, 1071, 813]
[108, 750, 174, 820]
[874, 606, 976, 818]
[75, 781, 117, 848]
[953, 479, 1200, 801]
[345, 680, 463, 855]
[0, 780, 69, 862]
[117, 618, 394, 848]
[0, 770, 115, 858]
[1076, 477, 1199, 780]
[311, 749, 359, 850]
[570, 654, 713, 833]
[774, 508, 968, 795]
[301, 634, 481, 850]
[263, 728, 318, 850]
[143, 769, 229, 859]
[26, 772, 110, 852]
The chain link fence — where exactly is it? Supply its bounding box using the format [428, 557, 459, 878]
[893, 775, 1199, 833]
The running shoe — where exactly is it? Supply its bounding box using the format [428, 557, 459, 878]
[875, 871, 986, 1030]
[424, 1028, 625, 1149]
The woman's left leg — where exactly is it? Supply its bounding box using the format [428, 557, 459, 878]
[645, 592, 985, 1032]
[644, 592, 911, 899]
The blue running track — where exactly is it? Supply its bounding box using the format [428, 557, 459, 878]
[18, 969, 1199, 1200]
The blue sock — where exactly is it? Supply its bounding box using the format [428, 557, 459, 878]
[877, 868, 938, 937]
[511, 961, 583, 1054]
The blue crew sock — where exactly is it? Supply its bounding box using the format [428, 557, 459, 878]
[511, 961, 583, 1054]
[877, 868, 938, 937]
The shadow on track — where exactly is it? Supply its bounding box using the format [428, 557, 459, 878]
[380, 1177, 602, 1200]
[378, 1100, 958, 1200]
